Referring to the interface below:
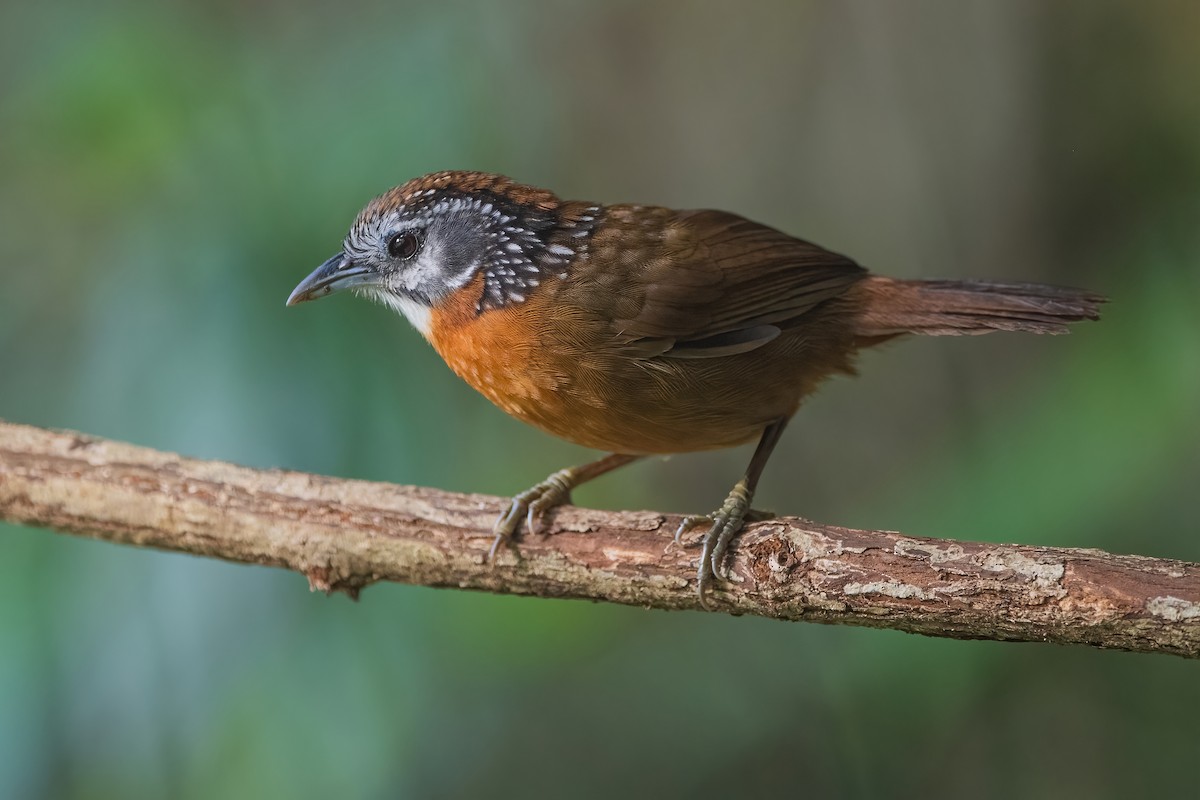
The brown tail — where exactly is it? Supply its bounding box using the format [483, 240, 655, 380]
[854, 276, 1106, 340]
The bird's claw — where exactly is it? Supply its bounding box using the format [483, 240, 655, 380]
[527, 473, 573, 536]
[488, 470, 575, 560]
[681, 479, 773, 610]
[675, 507, 776, 548]
[674, 513, 713, 545]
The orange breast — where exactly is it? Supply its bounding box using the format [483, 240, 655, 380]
[427, 276, 857, 455]
[429, 275, 572, 431]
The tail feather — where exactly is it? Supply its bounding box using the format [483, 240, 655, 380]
[854, 276, 1106, 338]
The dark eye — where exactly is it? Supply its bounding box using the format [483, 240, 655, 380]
[387, 231, 421, 260]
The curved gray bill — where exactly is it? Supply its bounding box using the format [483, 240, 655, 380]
[286, 253, 380, 306]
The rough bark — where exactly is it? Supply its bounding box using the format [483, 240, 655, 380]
[1, 420, 1197, 657]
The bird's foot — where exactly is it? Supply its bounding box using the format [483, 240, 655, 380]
[674, 507, 776, 545]
[486, 454, 642, 561]
[674, 480, 774, 609]
[488, 469, 577, 560]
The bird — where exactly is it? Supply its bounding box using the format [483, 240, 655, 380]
[287, 170, 1104, 608]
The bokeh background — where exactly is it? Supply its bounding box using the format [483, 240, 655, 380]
[2, 1, 1198, 797]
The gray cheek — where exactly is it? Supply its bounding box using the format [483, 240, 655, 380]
[443, 225, 486, 273]
[395, 239, 466, 297]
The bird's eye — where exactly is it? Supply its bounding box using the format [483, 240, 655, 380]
[387, 231, 421, 260]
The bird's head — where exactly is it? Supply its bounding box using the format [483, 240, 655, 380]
[287, 171, 596, 337]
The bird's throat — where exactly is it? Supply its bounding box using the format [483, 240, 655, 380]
[363, 288, 433, 338]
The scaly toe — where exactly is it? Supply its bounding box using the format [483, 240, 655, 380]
[489, 495, 533, 560]
[704, 516, 735, 580]
[490, 475, 578, 557]
[697, 564, 714, 611]
[494, 503, 522, 536]
[526, 482, 572, 536]
[674, 513, 713, 546]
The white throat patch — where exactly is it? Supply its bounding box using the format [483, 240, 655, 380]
[360, 288, 433, 339]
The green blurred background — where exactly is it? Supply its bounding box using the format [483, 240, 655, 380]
[2, 1, 1198, 797]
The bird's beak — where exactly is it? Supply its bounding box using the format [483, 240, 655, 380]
[286, 252, 380, 306]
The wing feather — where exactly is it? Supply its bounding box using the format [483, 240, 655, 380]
[604, 208, 866, 359]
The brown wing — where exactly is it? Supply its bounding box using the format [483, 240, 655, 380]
[600, 208, 867, 359]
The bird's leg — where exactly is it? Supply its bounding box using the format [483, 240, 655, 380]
[489, 453, 642, 560]
[675, 419, 789, 609]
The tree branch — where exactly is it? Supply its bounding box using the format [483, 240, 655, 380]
[1, 419, 1197, 657]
